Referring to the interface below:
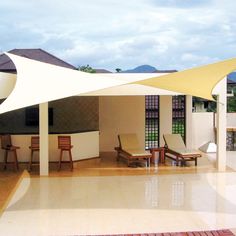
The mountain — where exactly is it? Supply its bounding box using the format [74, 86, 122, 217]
[228, 72, 236, 82]
[122, 65, 157, 73]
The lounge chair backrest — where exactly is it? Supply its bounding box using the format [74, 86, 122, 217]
[118, 133, 140, 150]
[163, 134, 186, 149]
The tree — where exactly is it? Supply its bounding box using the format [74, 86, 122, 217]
[78, 64, 96, 73]
[115, 68, 122, 73]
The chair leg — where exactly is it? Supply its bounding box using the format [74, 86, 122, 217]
[116, 151, 120, 162]
[69, 150, 73, 171]
[3, 150, 8, 170]
[58, 150, 63, 171]
[13, 150, 19, 171]
[195, 158, 197, 166]
[176, 156, 179, 166]
[28, 150, 33, 171]
[58, 149, 73, 171]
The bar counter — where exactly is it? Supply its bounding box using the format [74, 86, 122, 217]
[0, 131, 99, 163]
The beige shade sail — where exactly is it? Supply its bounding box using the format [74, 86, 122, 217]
[0, 53, 236, 114]
[132, 57, 236, 101]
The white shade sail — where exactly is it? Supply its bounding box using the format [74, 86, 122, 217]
[82, 73, 181, 96]
[0, 53, 236, 114]
[0, 53, 130, 114]
[0, 72, 16, 99]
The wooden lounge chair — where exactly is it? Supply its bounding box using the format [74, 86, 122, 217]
[163, 134, 201, 166]
[115, 133, 151, 167]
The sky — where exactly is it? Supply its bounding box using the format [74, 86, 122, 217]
[0, 0, 236, 71]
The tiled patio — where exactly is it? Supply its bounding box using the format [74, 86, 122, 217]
[0, 152, 236, 236]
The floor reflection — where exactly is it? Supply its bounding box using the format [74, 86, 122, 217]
[1, 172, 236, 235]
[145, 176, 159, 207]
[172, 181, 185, 207]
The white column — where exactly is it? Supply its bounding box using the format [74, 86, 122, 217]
[216, 78, 227, 171]
[185, 95, 193, 149]
[159, 95, 172, 147]
[39, 102, 49, 176]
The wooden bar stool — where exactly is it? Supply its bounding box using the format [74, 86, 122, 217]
[58, 136, 73, 171]
[1, 135, 20, 171]
[28, 136, 40, 171]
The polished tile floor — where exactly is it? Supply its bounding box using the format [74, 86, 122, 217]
[1, 152, 236, 236]
[0, 171, 22, 213]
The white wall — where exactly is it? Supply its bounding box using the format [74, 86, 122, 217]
[214, 113, 236, 127]
[227, 113, 236, 127]
[99, 96, 145, 152]
[192, 112, 215, 149]
[182, 112, 236, 150]
[0, 131, 99, 162]
[192, 112, 236, 150]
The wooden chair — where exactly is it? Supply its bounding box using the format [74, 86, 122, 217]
[1, 135, 20, 171]
[58, 136, 73, 171]
[28, 136, 40, 171]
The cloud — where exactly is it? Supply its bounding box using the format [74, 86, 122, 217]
[1, 0, 236, 71]
[149, 0, 213, 8]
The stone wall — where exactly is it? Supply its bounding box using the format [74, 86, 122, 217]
[0, 96, 98, 134]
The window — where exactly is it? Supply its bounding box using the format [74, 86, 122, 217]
[145, 95, 159, 149]
[172, 95, 186, 142]
[25, 107, 54, 126]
